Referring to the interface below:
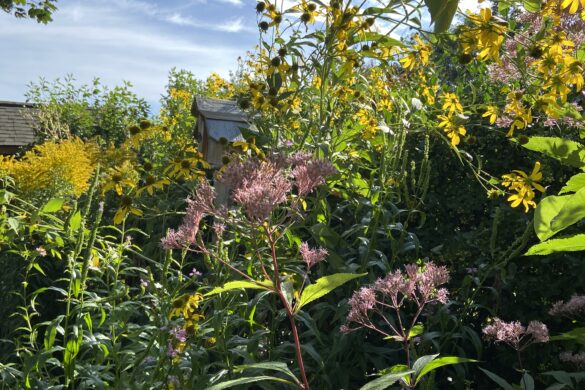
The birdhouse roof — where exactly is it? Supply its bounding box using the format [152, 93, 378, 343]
[192, 96, 247, 122]
[0, 101, 36, 147]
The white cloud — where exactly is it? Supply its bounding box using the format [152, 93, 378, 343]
[219, 0, 244, 6]
[217, 17, 253, 32]
[0, 0, 254, 108]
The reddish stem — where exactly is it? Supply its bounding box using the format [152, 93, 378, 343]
[266, 226, 310, 390]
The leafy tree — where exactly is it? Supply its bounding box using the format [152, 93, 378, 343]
[26, 75, 150, 144]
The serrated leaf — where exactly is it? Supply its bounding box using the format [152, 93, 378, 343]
[521, 136, 585, 169]
[206, 376, 294, 390]
[204, 280, 274, 297]
[42, 198, 65, 213]
[525, 234, 585, 255]
[534, 195, 571, 241]
[295, 273, 367, 313]
[424, 0, 459, 33]
[359, 370, 415, 390]
[415, 356, 477, 383]
[550, 187, 585, 232]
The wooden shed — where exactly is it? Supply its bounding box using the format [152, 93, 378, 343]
[0, 101, 36, 154]
[191, 96, 249, 167]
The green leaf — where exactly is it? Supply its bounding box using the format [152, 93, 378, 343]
[413, 354, 438, 377]
[7, 217, 19, 232]
[205, 376, 295, 390]
[522, 372, 535, 390]
[550, 327, 585, 344]
[576, 44, 585, 62]
[521, 136, 585, 169]
[523, 0, 541, 12]
[42, 198, 65, 213]
[408, 324, 424, 339]
[234, 362, 300, 385]
[295, 273, 367, 313]
[479, 367, 513, 390]
[349, 31, 404, 48]
[560, 173, 585, 194]
[525, 234, 585, 255]
[204, 280, 274, 297]
[69, 211, 82, 231]
[44, 323, 58, 350]
[534, 195, 571, 241]
[424, 0, 459, 33]
[550, 187, 585, 232]
[415, 356, 477, 384]
[359, 370, 415, 390]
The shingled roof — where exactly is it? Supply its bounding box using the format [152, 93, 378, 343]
[0, 101, 36, 153]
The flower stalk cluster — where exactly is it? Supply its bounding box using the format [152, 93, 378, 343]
[341, 262, 450, 371]
[482, 318, 549, 351]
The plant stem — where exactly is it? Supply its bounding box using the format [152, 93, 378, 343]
[265, 226, 309, 390]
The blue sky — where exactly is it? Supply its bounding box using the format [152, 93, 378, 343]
[0, 0, 260, 111]
[0, 0, 485, 113]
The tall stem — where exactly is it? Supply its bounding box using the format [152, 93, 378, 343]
[266, 226, 310, 390]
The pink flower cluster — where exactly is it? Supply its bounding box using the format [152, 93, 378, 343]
[230, 160, 291, 221]
[549, 295, 585, 319]
[342, 262, 450, 334]
[560, 351, 585, 369]
[161, 180, 216, 250]
[482, 318, 549, 350]
[218, 153, 336, 222]
[299, 242, 328, 270]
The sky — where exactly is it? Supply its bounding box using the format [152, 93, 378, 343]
[0, 0, 486, 113]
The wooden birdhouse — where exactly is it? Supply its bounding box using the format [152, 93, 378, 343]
[191, 96, 249, 168]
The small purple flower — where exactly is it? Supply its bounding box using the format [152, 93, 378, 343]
[189, 268, 202, 278]
[170, 326, 187, 343]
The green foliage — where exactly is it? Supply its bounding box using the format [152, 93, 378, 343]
[26, 75, 150, 144]
[424, 0, 459, 33]
[295, 273, 367, 313]
[0, 0, 57, 23]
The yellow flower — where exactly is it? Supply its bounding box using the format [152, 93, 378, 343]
[561, 0, 585, 14]
[136, 175, 170, 196]
[441, 92, 464, 115]
[170, 293, 205, 332]
[482, 105, 498, 124]
[8, 138, 98, 199]
[501, 161, 545, 212]
[164, 149, 208, 180]
[438, 114, 466, 146]
[460, 8, 506, 62]
[399, 35, 431, 71]
[113, 195, 143, 224]
[102, 161, 139, 196]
